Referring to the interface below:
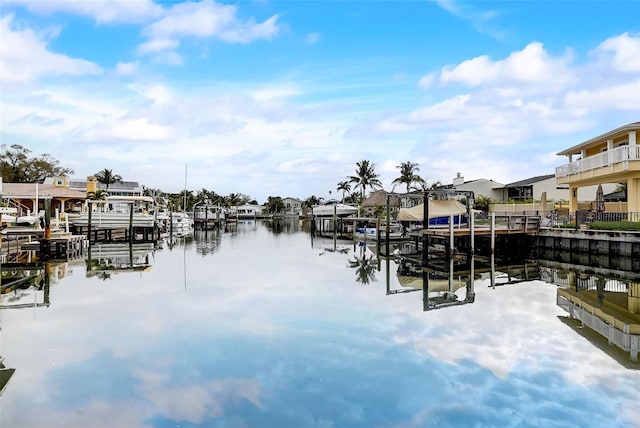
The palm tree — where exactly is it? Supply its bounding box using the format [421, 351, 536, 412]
[348, 160, 382, 202]
[94, 169, 122, 191]
[474, 195, 494, 212]
[86, 189, 108, 201]
[348, 247, 378, 285]
[264, 196, 285, 215]
[392, 161, 425, 193]
[337, 181, 351, 203]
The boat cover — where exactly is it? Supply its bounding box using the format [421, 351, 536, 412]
[397, 200, 467, 221]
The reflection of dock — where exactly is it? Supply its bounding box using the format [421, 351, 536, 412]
[0, 261, 64, 309]
[86, 243, 155, 277]
[0, 357, 15, 396]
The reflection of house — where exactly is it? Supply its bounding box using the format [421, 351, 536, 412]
[555, 122, 640, 217]
[0, 178, 86, 215]
[557, 281, 640, 363]
[544, 255, 640, 363]
[282, 197, 302, 216]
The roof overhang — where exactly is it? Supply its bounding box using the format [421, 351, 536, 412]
[556, 122, 640, 156]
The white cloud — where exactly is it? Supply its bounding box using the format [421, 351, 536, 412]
[417, 72, 436, 88]
[3, 0, 163, 24]
[138, 38, 179, 53]
[593, 32, 640, 73]
[0, 14, 102, 83]
[140, 0, 280, 54]
[439, 42, 573, 87]
[114, 61, 137, 76]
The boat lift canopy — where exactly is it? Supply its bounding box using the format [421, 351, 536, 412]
[397, 200, 467, 222]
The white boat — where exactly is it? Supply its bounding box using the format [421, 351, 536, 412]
[354, 224, 404, 240]
[312, 203, 358, 217]
[169, 212, 194, 234]
[69, 196, 156, 229]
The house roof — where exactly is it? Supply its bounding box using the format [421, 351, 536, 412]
[362, 190, 399, 207]
[556, 121, 640, 156]
[1, 183, 86, 199]
[504, 174, 555, 188]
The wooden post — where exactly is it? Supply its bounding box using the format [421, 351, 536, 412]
[87, 201, 93, 244]
[470, 210, 475, 255]
[448, 215, 454, 258]
[129, 202, 134, 243]
[490, 213, 495, 255]
[385, 194, 390, 258]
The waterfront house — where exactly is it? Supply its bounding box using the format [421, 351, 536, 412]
[45, 176, 143, 197]
[556, 122, 640, 218]
[234, 204, 265, 219]
[282, 197, 302, 216]
[0, 177, 86, 216]
[447, 173, 505, 202]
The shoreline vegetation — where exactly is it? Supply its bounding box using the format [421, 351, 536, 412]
[2, 144, 638, 231]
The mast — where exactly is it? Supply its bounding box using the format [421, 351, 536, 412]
[183, 163, 187, 212]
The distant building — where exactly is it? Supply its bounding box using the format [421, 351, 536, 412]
[500, 174, 617, 204]
[282, 197, 302, 216]
[234, 204, 265, 219]
[448, 173, 505, 201]
[361, 190, 400, 217]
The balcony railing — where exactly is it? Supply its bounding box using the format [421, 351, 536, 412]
[556, 144, 640, 178]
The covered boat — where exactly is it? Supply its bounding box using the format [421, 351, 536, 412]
[398, 200, 468, 226]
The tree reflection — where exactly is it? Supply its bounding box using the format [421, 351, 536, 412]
[348, 246, 378, 285]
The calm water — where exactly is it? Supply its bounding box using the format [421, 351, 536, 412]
[1, 220, 639, 428]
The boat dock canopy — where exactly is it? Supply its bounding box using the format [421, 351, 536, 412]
[398, 200, 467, 222]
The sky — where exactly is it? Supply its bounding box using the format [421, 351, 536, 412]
[1, 0, 639, 203]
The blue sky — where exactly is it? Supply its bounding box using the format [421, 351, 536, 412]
[1, 0, 639, 202]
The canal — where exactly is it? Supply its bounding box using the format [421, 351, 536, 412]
[1, 220, 639, 427]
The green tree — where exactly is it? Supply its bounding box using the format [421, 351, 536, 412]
[223, 193, 245, 208]
[87, 189, 108, 201]
[392, 161, 425, 193]
[94, 169, 122, 191]
[348, 160, 382, 202]
[264, 196, 285, 214]
[412, 180, 443, 192]
[474, 195, 494, 212]
[348, 247, 378, 285]
[0, 144, 73, 183]
[337, 181, 351, 203]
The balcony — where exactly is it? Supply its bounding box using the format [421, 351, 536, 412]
[556, 144, 640, 181]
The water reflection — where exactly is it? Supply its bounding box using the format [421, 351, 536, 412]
[537, 257, 640, 366]
[193, 229, 222, 256]
[86, 243, 155, 279]
[1, 222, 639, 427]
[347, 244, 378, 285]
[389, 254, 476, 310]
[0, 261, 73, 310]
